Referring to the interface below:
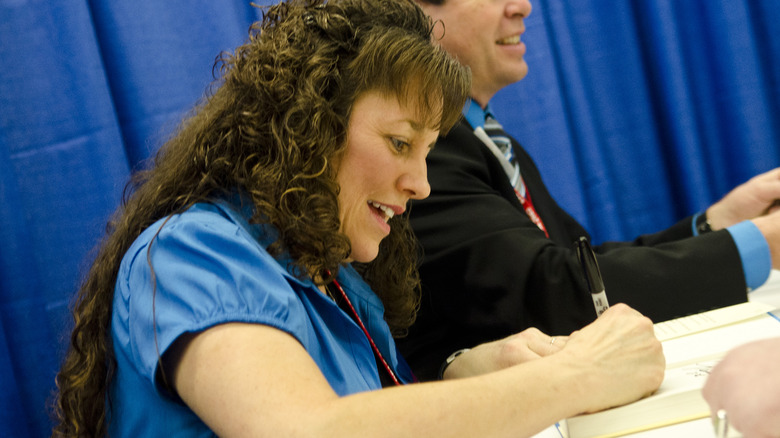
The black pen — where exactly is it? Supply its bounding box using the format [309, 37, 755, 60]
[575, 236, 610, 317]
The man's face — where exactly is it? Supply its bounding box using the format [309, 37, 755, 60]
[421, 0, 532, 106]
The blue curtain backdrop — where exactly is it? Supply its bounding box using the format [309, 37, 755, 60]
[0, 0, 778, 436]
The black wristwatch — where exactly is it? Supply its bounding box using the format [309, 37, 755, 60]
[695, 212, 713, 234]
[438, 348, 470, 380]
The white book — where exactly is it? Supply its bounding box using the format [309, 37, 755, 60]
[565, 302, 780, 438]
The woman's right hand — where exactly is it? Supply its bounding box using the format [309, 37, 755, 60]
[558, 303, 665, 414]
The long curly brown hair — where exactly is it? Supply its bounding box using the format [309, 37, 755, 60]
[51, 0, 469, 436]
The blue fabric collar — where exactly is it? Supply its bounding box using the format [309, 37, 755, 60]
[462, 98, 494, 130]
[211, 196, 309, 287]
[212, 195, 389, 320]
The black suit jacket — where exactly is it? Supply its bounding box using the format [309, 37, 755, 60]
[398, 120, 748, 381]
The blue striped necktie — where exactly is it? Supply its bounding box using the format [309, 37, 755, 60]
[484, 115, 524, 198]
[481, 116, 548, 237]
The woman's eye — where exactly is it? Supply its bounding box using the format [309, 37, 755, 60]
[390, 137, 409, 152]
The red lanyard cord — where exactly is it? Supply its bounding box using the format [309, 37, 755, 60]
[330, 278, 401, 386]
[515, 186, 549, 238]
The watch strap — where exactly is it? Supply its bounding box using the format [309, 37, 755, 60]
[696, 212, 713, 234]
[438, 348, 471, 380]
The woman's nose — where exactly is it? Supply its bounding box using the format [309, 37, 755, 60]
[399, 157, 431, 200]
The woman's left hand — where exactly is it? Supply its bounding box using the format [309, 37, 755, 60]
[442, 328, 568, 379]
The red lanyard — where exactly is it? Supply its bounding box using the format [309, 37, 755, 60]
[330, 278, 402, 386]
[515, 186, 549, 238]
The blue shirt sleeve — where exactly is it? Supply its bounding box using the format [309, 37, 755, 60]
[727, 220, 772, 291]
[693, 213, 772, 291]
[114, 206, 309, 393]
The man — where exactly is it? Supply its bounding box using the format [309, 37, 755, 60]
[399, 0, 780, 380]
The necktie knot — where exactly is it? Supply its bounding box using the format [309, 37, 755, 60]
[483, 116, 514, 162]
[484, 115, 503, 130]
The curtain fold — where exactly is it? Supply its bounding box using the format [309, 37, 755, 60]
[87, 0, 259, 167]
[1, 2, 128, 436]
[0, 316, 32, 438]
[1, 1, 778, 436]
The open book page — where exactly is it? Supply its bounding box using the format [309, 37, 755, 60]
[654, 301, 775, 342]
[663, 311, 780, 368]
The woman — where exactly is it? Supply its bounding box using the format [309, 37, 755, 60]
[53, 0, 664, 436]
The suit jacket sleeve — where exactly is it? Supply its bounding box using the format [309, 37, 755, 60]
[399, 121, 748, 381]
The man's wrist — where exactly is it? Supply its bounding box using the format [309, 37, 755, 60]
[695, 212, 713, 235]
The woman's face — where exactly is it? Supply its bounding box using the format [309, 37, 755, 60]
[336, 90, 439, 263]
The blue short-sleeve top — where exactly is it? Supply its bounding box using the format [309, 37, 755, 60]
[108, 198, 415, 436]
